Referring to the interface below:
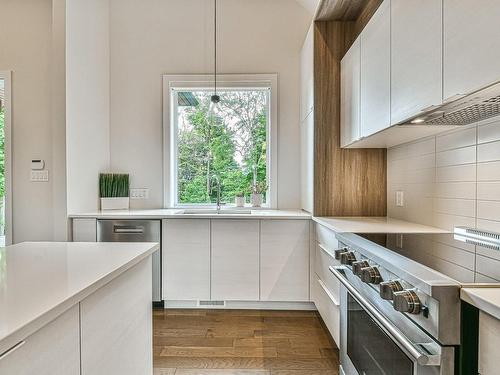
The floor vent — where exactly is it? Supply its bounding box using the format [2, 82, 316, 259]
[198, 300, 226, 308]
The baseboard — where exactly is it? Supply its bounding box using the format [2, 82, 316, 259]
[164, 300, 317, 310]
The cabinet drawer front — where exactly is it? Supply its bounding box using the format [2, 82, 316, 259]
[315, 223, 339, 253]
[312, 276, 340, 346]
[0, 305, 80, 375]
[315, 243, 341, 302]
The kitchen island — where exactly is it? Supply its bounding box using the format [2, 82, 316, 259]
[0, 241, 158, 374]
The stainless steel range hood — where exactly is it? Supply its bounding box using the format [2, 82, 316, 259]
[400, 81, 500, 126]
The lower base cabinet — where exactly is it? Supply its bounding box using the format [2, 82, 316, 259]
[312, 276, 340, 346]
[163, 219, 210, 301]
[211, 220, 260, 301]
[260, 220, 310, 301]
[0, 305, 80, 375]
[0, 257, 153, 375]
[81, 256, 152, 375]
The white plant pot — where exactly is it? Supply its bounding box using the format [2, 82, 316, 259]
[235, 196, 245, 207]
[251, 193, 262, 207]
[101, 197, 130, 210]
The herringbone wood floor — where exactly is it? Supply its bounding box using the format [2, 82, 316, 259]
[153, 309, 339, 375]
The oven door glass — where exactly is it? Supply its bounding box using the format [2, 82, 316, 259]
[347, 293, 414, 375]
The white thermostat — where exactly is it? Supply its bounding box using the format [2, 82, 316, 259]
[31, 159, 45, 170]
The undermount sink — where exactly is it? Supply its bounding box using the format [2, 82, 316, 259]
[179, 209, 252, 215]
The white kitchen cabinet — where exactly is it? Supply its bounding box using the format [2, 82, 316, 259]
[341, 37, 361, 147]
[444, 0, 500, 101]
[162, 219, 210, 301]
[72, 218, 97, 241]
[300, 23, 314, 122]
[300, 111, 314, 213]
[312, 276, 340, 345]
[360, 0, 391, 138]
[211, 220, 260, 301]
[391, 0, 442, 125]
[80, 257, 152, 375]
[260, 220, 310, 301]
[0, 305, 80, 375]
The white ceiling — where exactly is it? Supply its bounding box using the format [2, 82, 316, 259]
[294, 0, 319, 15]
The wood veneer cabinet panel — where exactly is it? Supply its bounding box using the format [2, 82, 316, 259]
[313, 21, 387, 217]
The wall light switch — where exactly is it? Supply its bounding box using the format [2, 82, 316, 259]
[31, 170, 49, 182]
[396, 191, 404, 207]
[130, 188, 149, 199]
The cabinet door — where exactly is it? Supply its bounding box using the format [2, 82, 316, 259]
[211, 220, 259, 301]
[341, 37, 361, 147]
[260, 220, 310, 301]
[444, 0, 500, 100]
[300, 23, 314, 122]
[360, 0, 391, 137]
[81, 257, 152, 375]
[300, 111, 314, 213]
[72, 218, 97, 241]
[391, 0, 442, 124]
[0, 305, 80, 375]
[163, 219, 210, 301]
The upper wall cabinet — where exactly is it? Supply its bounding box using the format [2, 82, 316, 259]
[444, 0, 500, 101]
[360, 0, 391, 138]
[300, 23, 314, 122]
[391, 0, 443, 125]
[300, 111, 314, 213]
[341, 37, 361, 147]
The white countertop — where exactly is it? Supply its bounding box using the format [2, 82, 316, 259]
[69, 208, 311, 220]
[312, 216, 448, 233]
[0, 242, 159, 353]
[461, 288, 500, 320]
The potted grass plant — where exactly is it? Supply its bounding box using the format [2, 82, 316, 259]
[99, 173, 130, 210]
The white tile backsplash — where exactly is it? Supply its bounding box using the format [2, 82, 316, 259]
[436, 126, 476, 151]
[436, 146, 476, 167]
[478, 118, 500, 144]
[388, 116, 500, 232]
[478, 140, 500, 162]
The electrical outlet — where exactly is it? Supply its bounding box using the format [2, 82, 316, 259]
[31, 170, 49, 182]
[130, 188, 149, 199]
[396, 191, 404, 207]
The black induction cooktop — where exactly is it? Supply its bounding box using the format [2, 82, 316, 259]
[351, 232, 500, 284]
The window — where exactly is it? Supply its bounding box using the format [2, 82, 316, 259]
[164, 75, 277, 208]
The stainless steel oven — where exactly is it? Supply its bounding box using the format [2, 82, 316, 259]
[330, 233, 463, 375]
[333, 266, 455, 375]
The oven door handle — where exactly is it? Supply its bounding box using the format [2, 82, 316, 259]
[329, 266, 441, 366]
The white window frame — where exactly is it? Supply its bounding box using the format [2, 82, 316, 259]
[0, 71, 12, 245]
[163, 74, 278, 208]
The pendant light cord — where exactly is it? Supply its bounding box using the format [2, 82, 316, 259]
[214, 0, 217, 96]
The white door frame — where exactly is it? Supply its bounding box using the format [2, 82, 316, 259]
[0, 71, 13, 245]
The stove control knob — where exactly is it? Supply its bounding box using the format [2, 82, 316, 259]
[379, 280, 403, 300]
[360, 266, 383, 284]
[393, 290, 421, 314]
[352, 260, 370, 276]
[340, 251, 357, 265]
[334, 248, 348, 260]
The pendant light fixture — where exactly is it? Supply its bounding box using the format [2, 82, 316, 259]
[210, 0, 220, 109]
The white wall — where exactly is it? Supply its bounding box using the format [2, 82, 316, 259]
[66, 0, 111, 215]
[388, 116, 500, 233]
[109, 0, 311, 209]
[0, 0, 67, 242]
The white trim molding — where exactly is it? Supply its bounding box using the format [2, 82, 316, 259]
[162, 74, 279, 208]
[0, 71, 12, 245]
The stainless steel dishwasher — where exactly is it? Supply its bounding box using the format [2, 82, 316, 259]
[97, 219, 162, 306]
